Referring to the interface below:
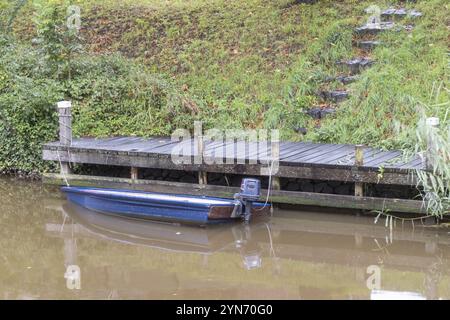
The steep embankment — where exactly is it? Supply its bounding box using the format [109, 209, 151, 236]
[1, 1, 449, 178]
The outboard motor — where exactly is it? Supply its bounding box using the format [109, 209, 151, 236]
[234, 178, 261, 223]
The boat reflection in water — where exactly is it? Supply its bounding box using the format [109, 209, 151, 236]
[45, 202, 450, 300]
[61, 202, 268, 263]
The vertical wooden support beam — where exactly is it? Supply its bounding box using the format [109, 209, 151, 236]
[272, 177, 281, 190]
[195, 121, 207, 185]
[58, 101, 72, 175]
[199, 172, 208, 185]
[354, 144, 365, 197]
[130, 167, 139, 180]
[425, 117, 440, 172]
[271, 139, 280, 191]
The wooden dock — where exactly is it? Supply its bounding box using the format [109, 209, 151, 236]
[42, 101, 431, 214]
[43, 136, 423, 184]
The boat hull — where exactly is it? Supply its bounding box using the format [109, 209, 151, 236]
[61, 187, 269, 225]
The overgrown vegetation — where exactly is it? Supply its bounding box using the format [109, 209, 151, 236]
[0, 0, 448, 214]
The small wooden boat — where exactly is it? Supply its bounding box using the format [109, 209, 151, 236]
[61, 178, 269, 225]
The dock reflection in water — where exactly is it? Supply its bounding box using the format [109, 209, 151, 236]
[1, 178, 450, 299]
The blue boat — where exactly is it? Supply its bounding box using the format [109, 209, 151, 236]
[61, 178, 269, 225]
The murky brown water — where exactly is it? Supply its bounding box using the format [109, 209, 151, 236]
[1, 176, 450, 300]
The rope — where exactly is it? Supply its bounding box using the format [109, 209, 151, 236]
[57, 149, 70, 187]
[60, 211, 67, 233]
[265, 223, 276, 258]
[257, 156, 275, 211]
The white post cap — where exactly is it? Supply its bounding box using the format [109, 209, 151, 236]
[57, 101, 72, 109]
[426, 117, 440, 127]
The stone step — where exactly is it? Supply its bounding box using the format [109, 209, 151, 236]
[305, 106, 336, 119]
[403, 24, 415, 32]
[355, 22, 414, 35]
[355, 40, 381, 50]
[317, 90, 350, 103]
[335, 75, 359, 85]
[325, 75, 360, 85]
[337, 57, 375, 75]
[294, 127, 308, 135]
[355, 21, 395, 35]
[381, 8, 423, 19]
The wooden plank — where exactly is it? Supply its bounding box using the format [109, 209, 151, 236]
[70, 137, 104, 148]
[285, 143, 335, 161]
[43, 173, 427, 214]
[130, 139, 176, 153]
[281, 144, 328, 162]
[45, 138, 424, 170]
[363, 150, 403, 167]
[279, 141, 298, 153]
[144, 141, 181, 154]
[111, 140, 153, 152]
[109, 137, 145, 149]
[339, 148, 383, 163]
[305, 145, 355, 163]
[42, 148, 418, 185]
[332, 148, 385, 166]
[397, 156, 425, 169]
[286, 144, 347, 162]
[93, 137, 136, 149]
[280, 143, 320, 161]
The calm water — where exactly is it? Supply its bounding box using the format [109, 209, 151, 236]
[1, 176, 450, 300]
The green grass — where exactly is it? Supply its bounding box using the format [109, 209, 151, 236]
[20, 0, 444, 144]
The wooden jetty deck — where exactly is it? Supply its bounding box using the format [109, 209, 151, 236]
[43, 136, 423, 184]
[42, 101, 433, 214]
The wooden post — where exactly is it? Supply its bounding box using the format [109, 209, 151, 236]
[194, 121, 208, 185]
[425, 117, 439, 171]
[272, 177, 281, 190]
[354, 144, 364, 197]
[271, 139, 280, 191]
[199, 172, 208, 185]
[130, 167, 139, 180]
[58, 101, 72, 175]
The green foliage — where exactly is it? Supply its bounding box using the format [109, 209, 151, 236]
[32, 0, 83, 78]
[414, 109, 450, 216]
[0, 37, 206, 172]
[68, 55, 204, 137]
[0, 0, 28, 33]
[0, 1, 205, 173]
[0, 37, 61, 173]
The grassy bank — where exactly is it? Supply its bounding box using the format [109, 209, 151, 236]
[0, 0, 448, 213]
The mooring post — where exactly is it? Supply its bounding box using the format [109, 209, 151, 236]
[130, 167, 139, 180]
[57, 101, 72, 175]
[354, 144, 365, 197]
[425, 117, 440, 172]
